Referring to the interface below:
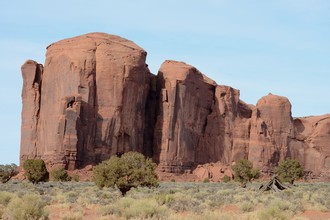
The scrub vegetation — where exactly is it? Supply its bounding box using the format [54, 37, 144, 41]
[0, 181, 329, 219]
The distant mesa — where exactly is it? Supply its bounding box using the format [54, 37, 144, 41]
[20, 32, 330, 180]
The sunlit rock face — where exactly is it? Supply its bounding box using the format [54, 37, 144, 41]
[20, 33, 330, 177]
[20, 33, 151, 169]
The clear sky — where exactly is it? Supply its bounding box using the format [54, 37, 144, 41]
[1, 0, 329, 164]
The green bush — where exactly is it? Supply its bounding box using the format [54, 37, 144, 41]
[203, 178, 210, 183]
[51, 167, 71, 182]
[23, 159, 49, 184]
[93, 152, 159, 196]
[72, 174, 80, 182]
[0, 163, 18, 183]
[223, 175, 231, 183]
[275, 159, 304, 184]
[3, 193, 48, 220]
[232, 159, 260, 187]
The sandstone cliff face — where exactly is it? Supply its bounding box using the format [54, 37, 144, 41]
[290, 115, 330, 175]
[153, 61, 216, 172]
[21, 33, 150, 169]
[249, 94, 294, 170]
[20, 33, 330, 177]
[197, 86, 252, 165]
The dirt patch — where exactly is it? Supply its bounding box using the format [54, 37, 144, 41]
[222, 204, 240, 213]
[297, 210, 330, 220]
[47, 204, 100, 220]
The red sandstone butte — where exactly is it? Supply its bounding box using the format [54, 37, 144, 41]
[20, 33, 330, 179]
[21, 33, 151, 169]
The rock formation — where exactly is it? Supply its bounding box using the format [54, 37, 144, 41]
[21, 33, 151, 169]
[20, 32, 330, 178]
[20, 60, 43, 158]
[153, 61, 217, 172]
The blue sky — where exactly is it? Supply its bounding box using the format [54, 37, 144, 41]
[1, 0, 329, 164]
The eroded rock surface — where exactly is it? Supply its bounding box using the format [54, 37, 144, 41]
[20, 33, 330, 177]
[290, 115, 330, 176]
[153, 60, 216, 172]
[20, 60, 43, 159]
[21, 33, 151, 169]
[248, 94, 294, 171]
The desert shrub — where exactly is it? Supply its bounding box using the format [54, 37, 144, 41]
[51, 167, 71, 182]
[93, 151, 159, 196]
[60, 206, 84, 220]
[119, 198, 168, 219]
[61, 212, 83, 220]
[223, 175, 231, 183]
[203, 178, 210, 183]
[155, 193, 174, 205]
[66, 191, 79, 203]
[240, 201, 255, 213]
[269, 197, 304, 214]
[72, 174, 79, 182]
[275, 159, 304, 184]
[257, 206, 288, 220]
[23, 159, 49, 184]
[99, 204, 121, 216]
[0, 191, 13, 206]
[232, 159, 260, 187]
[166, 193, 202, 213]
[0, 163, 18, 183]
[0, 204, 4, 219]
[311, 191, 330, 211]
[3, 193, 48, 220]
[201, 211, 232, 220]
[211, 188, 235, 205]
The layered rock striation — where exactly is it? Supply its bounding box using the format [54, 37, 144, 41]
[20, 33, 330, 177]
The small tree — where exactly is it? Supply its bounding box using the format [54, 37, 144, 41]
[93, 151, 159, 196]
[275, 159, 304, 184]
[0, 164, 18, 183]
[232, 159, 260, 187]
[23, 159, 49, 184]
[51, 167, 71, 182]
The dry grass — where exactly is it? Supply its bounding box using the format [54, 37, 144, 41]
[0, 180, 329, 219]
